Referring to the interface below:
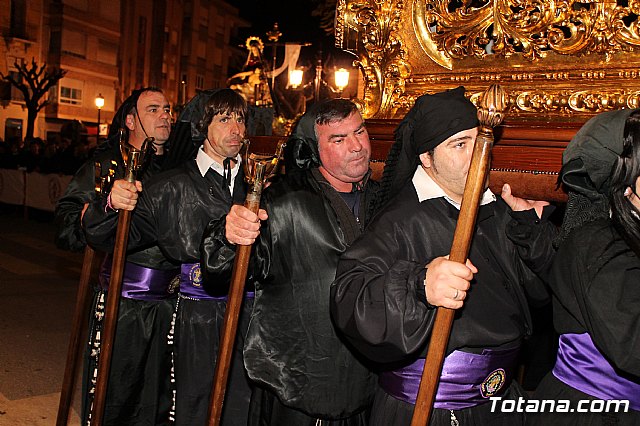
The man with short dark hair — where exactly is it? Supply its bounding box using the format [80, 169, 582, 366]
[56, 88, 171, 251]
[200, 98, 378, 425]
[55, 87, 177, 425]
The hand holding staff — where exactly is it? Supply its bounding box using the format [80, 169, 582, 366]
[91, 133, 153, 426]
[410, 85, 507, 426]
[207, 139, 285, 426]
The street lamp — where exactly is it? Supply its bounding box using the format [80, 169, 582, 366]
[288, 58, 351, 105]
[289, 69, 304, 89]
[95, 94, 104, 140]
[334, 68, 350, 94]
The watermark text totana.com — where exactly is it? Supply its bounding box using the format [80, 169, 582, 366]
[490, 397, 629, 413]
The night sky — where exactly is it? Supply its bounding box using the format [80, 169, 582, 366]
[228, 0, 326, 45]
[226, 0, 352, 71]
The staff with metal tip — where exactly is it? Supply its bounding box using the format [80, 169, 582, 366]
[91, 133, 155, 426]
[411, 84, 507, 426]
[207, 138, 286, 426]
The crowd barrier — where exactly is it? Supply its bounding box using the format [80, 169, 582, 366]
[0, 168, 72, 212]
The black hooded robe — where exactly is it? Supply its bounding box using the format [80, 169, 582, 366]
[529, 109, 640, 426]
[330, 182, 552, 426]
[200, 167, 379, 425]
[530, 219, 640, 426]
[83, 157, 253, 426]
[56, 138, 178, 426]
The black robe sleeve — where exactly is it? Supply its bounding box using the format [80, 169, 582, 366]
[506, 205, 557, 286]
[331, 210, 438, 365]
[82, 176, 178, 258]
[54, 160, 99, 252]
[81, 198, 120, 253]
[200, 192, 272, 296]
[200, 215, 237, 295]
[81, 159, 182, 256]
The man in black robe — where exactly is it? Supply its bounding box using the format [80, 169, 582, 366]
[55, 88, 178, 425]
[330, 87, 553, 426]
[200, 99, 378, 425]
[83, 88, 253, 426]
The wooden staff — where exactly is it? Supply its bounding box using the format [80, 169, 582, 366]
[56, 245, 96, 426]
[91, 138, 152, 426]
[410, 85, 507, 426]
[207, 140, 285, 426]
[56, 161, 113, 426]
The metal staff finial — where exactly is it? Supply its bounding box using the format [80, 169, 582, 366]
[119, 129, 155, 183]
[208, 138, 286, 426]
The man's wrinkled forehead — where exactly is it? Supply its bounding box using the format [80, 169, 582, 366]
[327, 121, 366, 142]
[314, 111, 364, 138]
[137, 91, 170, 112]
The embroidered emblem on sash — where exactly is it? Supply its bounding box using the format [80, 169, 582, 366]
[168, 275, 180, 294]
[480, 368, 506, 398]
[189, 264, 202, 287]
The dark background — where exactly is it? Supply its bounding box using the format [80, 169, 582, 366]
[227, 0, 353, 73]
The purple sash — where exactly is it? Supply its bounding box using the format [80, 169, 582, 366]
[179, 263, 255, 300]
[379, 346, 519, 410]
[99, 257, 179, 301]
[553, 333, 640, 410]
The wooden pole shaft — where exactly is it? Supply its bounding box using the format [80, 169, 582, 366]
[207, 192, 261, 426]
[56, 245, 96, 426]
[410, 127, 495, 426]
[91, 209, 132, 426]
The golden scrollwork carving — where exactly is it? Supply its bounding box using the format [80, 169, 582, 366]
[515, 89, 640, 113]
[415, 0, 640, 61]
[395, 88, 640, 117]
[336, 1, 640, 121]
[335, 0, 411, 118]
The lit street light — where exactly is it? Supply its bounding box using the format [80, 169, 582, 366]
[95, 93, 104, 141]
[334, 68, 350, 95]
[289, 69, 304, 89]
[288, 58, 350, 109]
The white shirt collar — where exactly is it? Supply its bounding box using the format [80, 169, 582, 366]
[195, 147, 242, 193]
[412, 165, 495, 209]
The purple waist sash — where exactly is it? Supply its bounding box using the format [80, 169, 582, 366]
[379, 346, 520, 410]
[99, 257, 179, 301]
[553, 333, 640, 411]
[179, 263, 254, 301]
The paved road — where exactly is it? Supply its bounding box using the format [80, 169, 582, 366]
[0, 209, 82, 425]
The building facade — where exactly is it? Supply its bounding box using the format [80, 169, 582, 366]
[0, 0, 247, 144]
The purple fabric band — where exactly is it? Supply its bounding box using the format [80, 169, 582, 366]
[179, 263, 255, 301]
[553, 333, 640, 411]
[379, 346, 519, 410]
[99, 257, 178, 301]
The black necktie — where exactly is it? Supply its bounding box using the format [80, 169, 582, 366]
[223, 157, 232, 187]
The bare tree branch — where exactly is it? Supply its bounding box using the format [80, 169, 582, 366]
[0, 58, 67, 139]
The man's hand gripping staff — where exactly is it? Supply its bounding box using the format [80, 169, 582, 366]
[91, 133, 154, 426]
[411, 85, 508, 426]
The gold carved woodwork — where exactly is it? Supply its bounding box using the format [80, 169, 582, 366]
[336, 0, 640, 120]
[335, 0, 412, 118]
